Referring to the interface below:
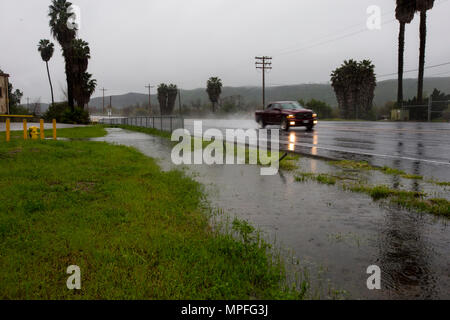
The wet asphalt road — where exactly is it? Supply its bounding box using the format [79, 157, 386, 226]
[185, 120, 450, 181]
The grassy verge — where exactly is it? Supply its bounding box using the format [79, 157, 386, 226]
[111, 124, 172, 139]
[0, 125, 107, 140]
[0, 126, 304, 299]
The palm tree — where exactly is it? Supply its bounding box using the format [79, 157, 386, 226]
[396, 0, 416, 108]
[416, 0, 435, 102]
[331, 60, 377, 119]
[71, 39, 91, 108]
[38, 39, 55, 106]
[167, 84, 178, 115]
[206, 77, 223, 113]
[157, 84, 168, 115]
[81, 73, 97, 108]
[49, 0, 77, 111]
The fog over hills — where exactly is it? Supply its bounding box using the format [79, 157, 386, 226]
[39, 77, 450, 112]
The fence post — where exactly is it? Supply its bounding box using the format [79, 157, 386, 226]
[23, 119, 28, 140]
[53, 119, 57, 140]
[170, 117, 173, 132]
[6, 118, 10, 142]
[161, 116, 163, 131]
[428, 96, 432, 122]
[40, 119, 45, 140]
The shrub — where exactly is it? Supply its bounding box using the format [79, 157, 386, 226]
[43, 102, 90, 124]
[61, 108, 90, 124]
[299, 99, 334, 119]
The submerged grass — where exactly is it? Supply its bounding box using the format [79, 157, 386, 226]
[0, 126, 306, 299]
[330, 160, 424, 180]
[294, 170, 449, 217]
[295, 173, 337, 185]
[343, 184, 449, 217]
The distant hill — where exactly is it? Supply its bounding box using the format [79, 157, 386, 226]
[40, 77, 450, 111]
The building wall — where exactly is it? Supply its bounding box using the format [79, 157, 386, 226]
[0, 76, 8, 114]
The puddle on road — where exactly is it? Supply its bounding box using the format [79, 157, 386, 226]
[92, 128, 450, 299]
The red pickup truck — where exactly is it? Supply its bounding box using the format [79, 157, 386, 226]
[255, 101, 318, 131]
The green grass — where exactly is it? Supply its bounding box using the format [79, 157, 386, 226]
[428, 180, 450, 187]
[0, 126, 305, 299]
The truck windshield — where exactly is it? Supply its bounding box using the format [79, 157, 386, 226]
[280, 102, 306, 110]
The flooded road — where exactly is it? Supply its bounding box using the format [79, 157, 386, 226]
[93, 128, 450, 300]
[184, 120, 450, 181]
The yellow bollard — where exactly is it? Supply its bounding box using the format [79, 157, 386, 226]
[40, 119, 45, 140]
[53, 119, 57, 140]
[6, 118, 10, 142]
[23, 119, 28, 140]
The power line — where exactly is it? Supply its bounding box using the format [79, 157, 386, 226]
[271, 0, 449, 58]
[377, 61, 450, 78]
[255, 56, 272, 109]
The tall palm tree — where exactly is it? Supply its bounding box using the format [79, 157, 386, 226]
[416, 0, 435, 102]
[331, 60, 376, 119]
[71, 39, 91, 108]
[49, 0, 77, 110]
[167, 84, 178, 115]
[396, 0, 416, 108]
[38, 39, 55, 106]
[206, 77, 223, 113]
[157, 84, 169, 115]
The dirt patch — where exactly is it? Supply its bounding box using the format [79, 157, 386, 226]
[73, 181, 96, 192]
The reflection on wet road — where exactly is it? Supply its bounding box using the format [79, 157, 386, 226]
[93, 128, 450, 300]
[184, 120, 450, 181]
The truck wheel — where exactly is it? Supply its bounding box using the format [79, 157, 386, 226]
[281, 118, 290, 131]
[306, 125, 314, 132]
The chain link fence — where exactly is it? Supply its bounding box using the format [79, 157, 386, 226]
[98, 116, 184, 132]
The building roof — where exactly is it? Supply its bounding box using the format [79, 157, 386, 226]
[0, 72, 10, 77]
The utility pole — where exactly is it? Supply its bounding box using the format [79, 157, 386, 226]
[255, 56, 272, 109]
[101, 88, 108, 115]
[145, 84, 154, 114]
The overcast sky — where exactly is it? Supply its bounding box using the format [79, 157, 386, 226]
[1, 0, 450, 103]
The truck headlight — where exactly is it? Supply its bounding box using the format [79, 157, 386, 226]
[313, 113, 317, 118]
[287, 115, 295, 119]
